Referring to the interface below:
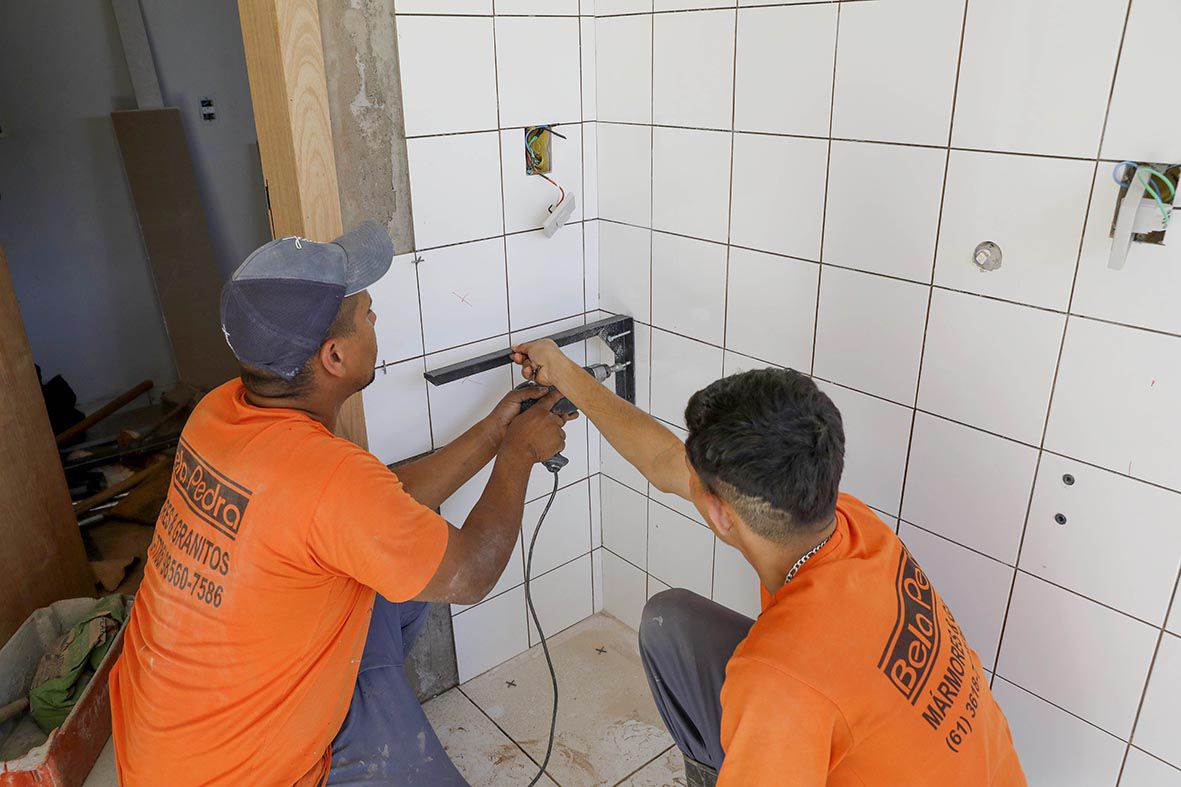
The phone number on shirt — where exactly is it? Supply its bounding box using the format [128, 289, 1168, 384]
[149, 534, 224, 608]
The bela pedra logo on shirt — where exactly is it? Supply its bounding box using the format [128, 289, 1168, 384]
[173, 438, 252, 540]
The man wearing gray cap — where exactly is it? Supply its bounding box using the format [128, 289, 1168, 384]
[110, 221, 567, 786]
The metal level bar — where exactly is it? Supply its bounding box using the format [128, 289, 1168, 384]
[423, 315, 637, 405]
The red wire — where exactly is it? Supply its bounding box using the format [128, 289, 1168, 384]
[538, 173, 565, 212]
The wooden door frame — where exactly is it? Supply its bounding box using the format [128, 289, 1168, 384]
[237, 0, 368, 447]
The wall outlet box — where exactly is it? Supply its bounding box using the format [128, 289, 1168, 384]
[525, 126, 552, 174]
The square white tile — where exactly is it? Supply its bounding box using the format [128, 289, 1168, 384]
[589, 473, 602, 546]
[596, 15, 652, 124]
[898, 524, 1014, 668]
[901, 413, 1037, 565]
[369, 253, 424, 366]
[656, 0, 735, 9]
[952, 0, 1127, 157]
[398, 16, 498, 136]
[581, 18, 597, 121]
[647, 501, 715, 597]
[724, 248, 817, 370]
[647, 575, 672, 599]
[507, 226, 585, 331]
[935, 151, 1093, 311]
[651, 233, 727, 345]
[653, 9, 735, 130]
[361, 358, 433, 466]
[496, 17, 582, 128]
[425, 335, 514, 445]
[407, 132, 504, 249]
[823, 141, 945, 283]
[734, 4, 836, 136]
[584, 220, 600, 308]
[592, 547, 604, 611]
[814, 266, 928, 405]
[522, 479, 592, 576]
[453, 585, 528, 682]
[1046, 317, 1181, 491]
[601, 475, 649, 568]
[1072, 166, 1181, 337]
[596, 0, 652, 11]
[918, 289, 1064, 445]
[831, 0, 965, 146]
[996, 573, 1159, 737]
[1120, 748, 1181, 787]
[597, 123, 652, 226]
[1023, 454, 1181, 626]
[599, 221, 651, 323]
[992, 679, 1127, 787]
[730, 133, 828, 260]
[1134, 633, 1181, 769]
[416, 238, 509, 354]
[527, 554, 594, 645]
[712, 539, 760, 619]
[1102, 0, 1181, 161]
[602, 548, 648, 630]
[649, 329, 724, 429]
[652, 127, 732, 242]
[816, 381, 912, 516]
[501, 125, 583, 234]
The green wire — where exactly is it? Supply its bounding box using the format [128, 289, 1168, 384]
[1138, 165, 1176, 200]
[1140, 173, 1171, 227]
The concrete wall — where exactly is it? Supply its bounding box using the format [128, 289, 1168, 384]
[0, 0, 268, 406]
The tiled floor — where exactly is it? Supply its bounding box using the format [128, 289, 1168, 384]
[83, 613, 685, 786]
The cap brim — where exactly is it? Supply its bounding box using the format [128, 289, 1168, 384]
[335, 219, 394, 296]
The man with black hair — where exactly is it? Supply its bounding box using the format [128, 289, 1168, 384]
[510, 341, 1026, 786]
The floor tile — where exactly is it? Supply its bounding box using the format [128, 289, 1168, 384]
[462, 614, 673, 786]
[618, 746, 687, 786]
[424, 689, 557, 787]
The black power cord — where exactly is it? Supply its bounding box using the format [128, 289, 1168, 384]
[524, 471, 561, 787]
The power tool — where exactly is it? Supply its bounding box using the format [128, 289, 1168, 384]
[515, 362, 630, 473]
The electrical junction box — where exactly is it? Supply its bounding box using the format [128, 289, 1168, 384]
[525, 126, 552, 175]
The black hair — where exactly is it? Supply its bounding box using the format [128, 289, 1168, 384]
[684, 367, 844, 540]
[239, 294, 359, 398]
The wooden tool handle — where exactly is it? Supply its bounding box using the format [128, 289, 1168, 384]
[73, 454, 171, 517]
[0, 697, 29, 726]
[56, 379, 153, 446]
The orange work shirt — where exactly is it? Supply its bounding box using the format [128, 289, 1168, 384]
[719, 494, 1026, 786]
[109, 380, 449, 786]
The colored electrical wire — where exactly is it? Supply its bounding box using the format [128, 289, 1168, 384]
[1140, 173, 1171, 227]
[1112, 161, 1175, 228]
[538, 172, 565, 212]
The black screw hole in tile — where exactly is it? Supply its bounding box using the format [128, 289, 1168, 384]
[1062, 474, 1075, 486]
[1054, 513, 1068, 525]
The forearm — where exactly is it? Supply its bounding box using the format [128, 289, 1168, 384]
[550, 362, 691, 497]
[452, 448, 532, 601]
[396, 417, 502, 510]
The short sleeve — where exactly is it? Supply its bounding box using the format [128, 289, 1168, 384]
[307, 450, 450, 602]
[718, 656, 853, 787]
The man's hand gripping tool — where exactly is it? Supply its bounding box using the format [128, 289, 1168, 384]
[515, 363, 627, 473]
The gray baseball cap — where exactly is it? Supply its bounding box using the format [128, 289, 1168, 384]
[220, 220, 392, 380]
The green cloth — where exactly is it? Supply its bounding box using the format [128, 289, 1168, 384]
[28, 595, 127, 733]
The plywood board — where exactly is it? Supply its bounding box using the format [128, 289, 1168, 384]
[0, 244, 93, 643]
[111, 108, 240, 390]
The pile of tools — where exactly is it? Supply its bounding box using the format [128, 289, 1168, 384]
[53, 378, 197, 594]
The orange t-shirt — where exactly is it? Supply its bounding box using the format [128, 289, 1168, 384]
[109, 381, 449, 786]
[718, 494, 1026, 786]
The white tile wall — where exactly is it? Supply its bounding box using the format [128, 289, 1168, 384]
[814, 266, 927, 406]
[416, 238, 509, 354]
[651, 233, 727, 346]
[453, 586, 529, 682]
[997, 573, 1158, 737]
[383, 1, 1181, 769]
[952, 0, 1126, 157]
[823, 141, 945, 283]
[652, 127, 732, 242]
[653, 10, 734, 130]
[369, 253, 424, 366]
[934, 151, 1094, 311]
[601, 475, 648, 568]
[724, 248, 817, 371]
[1134, 634, 1181, 769]
[527, 555, 594, 646]
[361, 358, 433, 466]
[994, 679, 1128, 787]
[734, 5, 836, 137]
[507, 226, 585, 330]
[918, 289, 1064, 444]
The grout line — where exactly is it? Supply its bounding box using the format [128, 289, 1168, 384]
[610, 746, 678, 786]
[454, 685, 556, 780]
[991, 676, 1132, 745]
[810, 2, 840, 376]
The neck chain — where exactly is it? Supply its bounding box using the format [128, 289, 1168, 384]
[784, 533, 832, 585]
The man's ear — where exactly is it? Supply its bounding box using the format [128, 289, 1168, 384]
[317, 337, 349, 380]
[703, 488, 736, 539]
